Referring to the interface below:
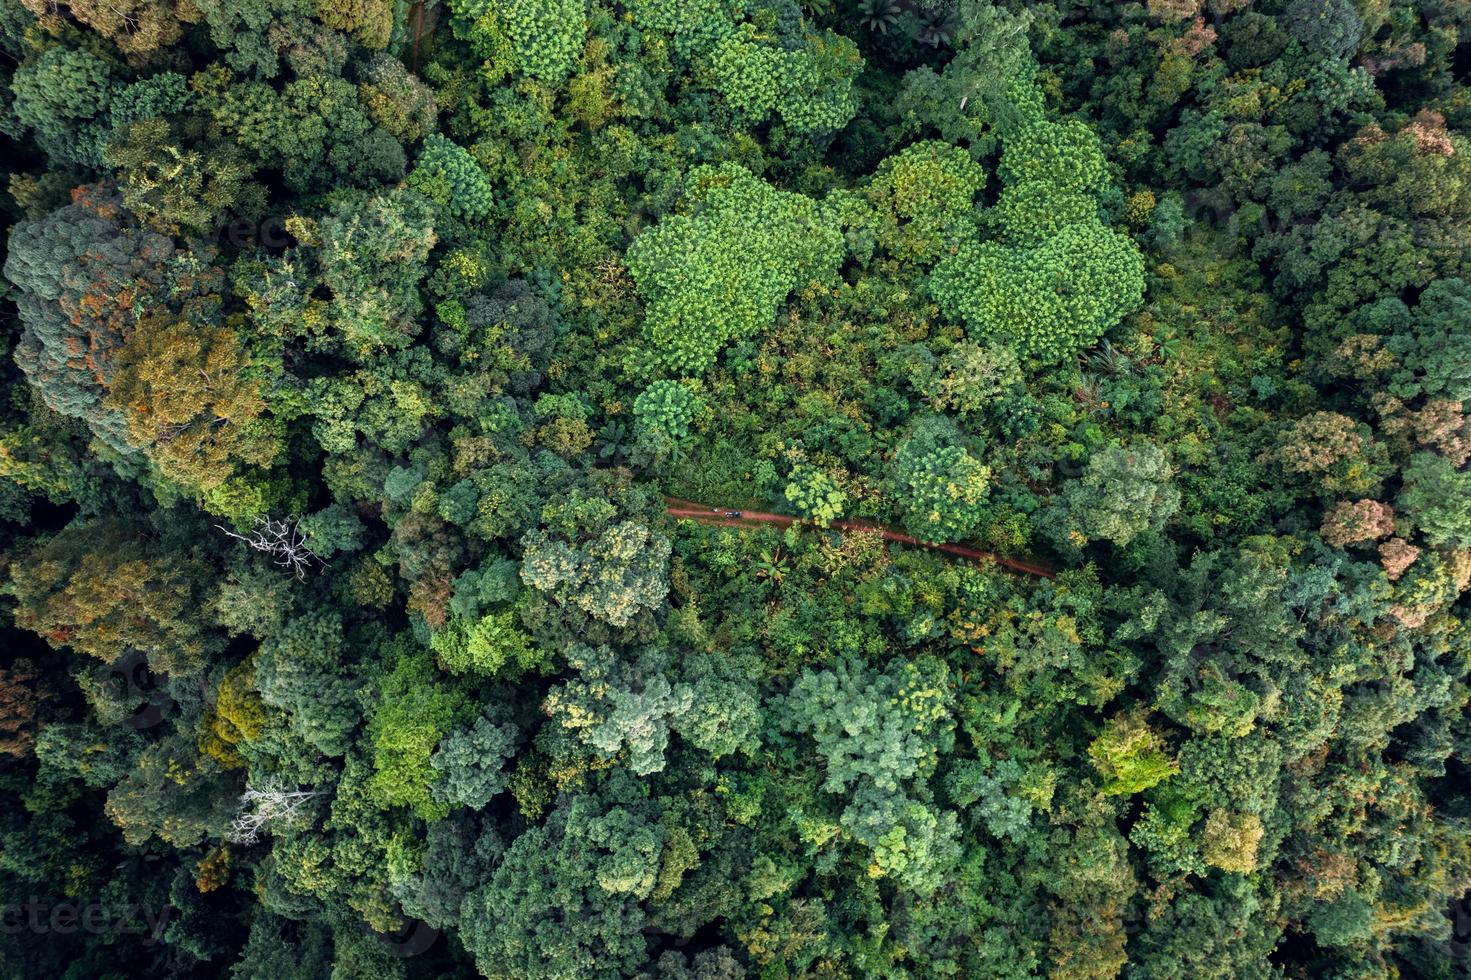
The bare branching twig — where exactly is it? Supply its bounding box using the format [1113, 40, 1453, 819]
[228, 780, 320, 845]
[216, 516, 322, 579]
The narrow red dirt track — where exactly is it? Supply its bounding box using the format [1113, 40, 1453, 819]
[664, 497, 1056, 579]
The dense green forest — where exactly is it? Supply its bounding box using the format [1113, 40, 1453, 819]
[1, 0, 1470, 975]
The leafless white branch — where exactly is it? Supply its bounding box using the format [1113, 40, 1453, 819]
[216, 516, 321, 579]
[228, 780, 320, 845]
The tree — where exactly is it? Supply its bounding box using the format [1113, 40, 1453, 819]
[408, 134, 493, 222]
[105, 316, 283, 496]
[9, 45, 117, 168]
[4, 185, 184, 450]
[104, 734, 236, 848]
[1306, 888, 1375, 949]
[920, 340, 1027, 421]
[105, 116, 255, 237]
[1320, 499, 1395, 549]
[358, 53, 438, 142]
[1382, 278, 1471, 403]
[782, 653, 953, 788]
[312, 187, 438, 356]
[863, 140, 987, 263]
[1262, 411, 1387, 498]
[521, 520, 671, 627]
[9, 518, 216, 673]
[1199, 809, 1263, 873]
[932, 221, 1145, 366]
[315, 0, 394, 49]
[1087, 710, 1178, 796]
[543, 644, 692, 775]
[430, 715, 519, 808]
[459, 782, 655, 977]
[201, 656, 268, 768]
[890, 417, 991, 543]
[1127, 877, 1280, 978]
[707, 23, 864, 134]
[1046, 442, 1180, 548]
[364, 644, 469, 818]
[210, 75, 405, 193]
[0, 660, 46, 758]
[889, 1, 1035, 151]
[1118, 545, 1302, 739]
[229, 914, 335, 979]
[626, 0, 741, 57]
[298, 504, 365, 559]
[931, 98, 1144, 365]
[779, 655, 960, 892]
[1398, 452, 1471, 548]
[784, 463, 847, 527]
[20, 0, 201, 61]
[227, 780, 321, 845]
[1282, 0, 1364, 58]
[218, 517, 323, 579]
[625, 163, 844, 373]
[430, 607, 544, 676]
[447, 279, 558, 395]
[633, 380, 703, 443]
[449, 0, 587, 85]
[673, 650, 762, 761]
[391, 814, 501, 931]
[253, 610, 362, 757]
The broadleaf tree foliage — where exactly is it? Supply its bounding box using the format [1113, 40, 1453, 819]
[2, 0, 1471, 977]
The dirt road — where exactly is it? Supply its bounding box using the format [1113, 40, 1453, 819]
[664, 497, 1056, 579]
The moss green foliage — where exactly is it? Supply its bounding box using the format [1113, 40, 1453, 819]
[366, 645, 471, 819]
[1088, 711, 1179, 796]
[632, 379, 703, 442]
[932, 219, 1145, 365]
[430, 608, 543, 676]
[408, 133, 494, 222]
[450, 0, 586, 85]
[625, 163, 844, 373]
[627, 0, 743, 57]
[932, 102, 1145, 365]
[708, 22, 863, 134]
[783, 463, 846, 526]
[863, 139, 987, 262]
[890, 417, 991, 543]
[5, 1, 1471, 976]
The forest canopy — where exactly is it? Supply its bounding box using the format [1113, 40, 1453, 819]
[2, 0, 1471, 977]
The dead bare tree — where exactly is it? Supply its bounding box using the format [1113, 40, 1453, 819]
[228, 780, 320, 845]
[216, 516, 321, 579]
